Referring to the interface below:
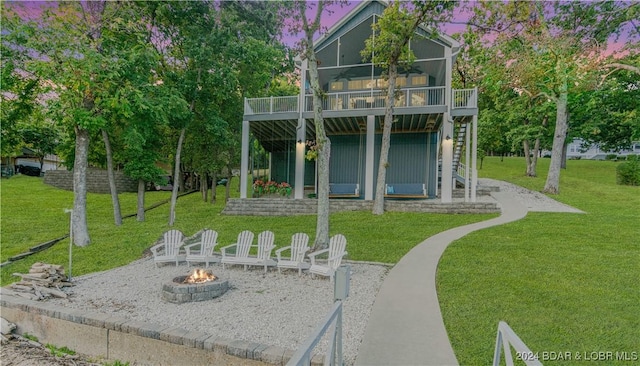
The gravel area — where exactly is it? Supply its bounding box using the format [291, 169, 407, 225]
[47, 259, 389, 365]
[479, 178, 584, 213]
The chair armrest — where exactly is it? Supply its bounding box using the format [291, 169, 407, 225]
[275, 246, 292, 261]
[183, 242, 202, 256]
[220, 243, 237, 256]
[308, 248, 329, 265]
[328, 251, 347, 262]
[150, 243, 164, 256]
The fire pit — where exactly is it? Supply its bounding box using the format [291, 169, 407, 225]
[161, 269, 229, 304]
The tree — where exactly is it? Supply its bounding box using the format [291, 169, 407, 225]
[146, 1, 291, 224]
[468, 1, 638, 194]
[289, 0, 335, 249]
[0, 12, 45, 159]
[361, 0, 455, 214]
[570, 57, 640, 152]
[3, 2, 116, 245]
[18, 118, 60, 171]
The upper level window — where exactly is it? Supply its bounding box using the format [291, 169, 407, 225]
[330, 81, 344, 91]
[411, 75, 428, 86]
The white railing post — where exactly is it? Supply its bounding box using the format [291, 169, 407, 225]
[492, 321, 543, 366]
[270, 96, 274, 114]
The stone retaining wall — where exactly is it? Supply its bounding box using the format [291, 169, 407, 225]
[223, 198, 500, 216]
[0, 290, 321, 365]
[44, 169, 138, 193]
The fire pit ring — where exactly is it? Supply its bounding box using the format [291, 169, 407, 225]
[162, 274, 229, 304]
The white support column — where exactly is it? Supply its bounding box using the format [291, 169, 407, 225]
[240, 119, 250, 198]
[365, 115, 375, 201]
[465, 121, 471, 202]
[441, 46, 454, 203]
[471, 114, 478, 202]
[294, 116, 306, 199]
[441, 113, 453, 203]
[294, 60, 308, 200]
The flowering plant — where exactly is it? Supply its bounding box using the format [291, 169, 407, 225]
[279, 182, 292, 197]
[265, 180, 278, 194]
[252, 179, 292, 197]
[252, 179, 265, 196]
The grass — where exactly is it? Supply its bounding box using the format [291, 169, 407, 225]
[0, 174, 495, 286]
[3, 159, 636, 365]
[438, 157, 640, 365]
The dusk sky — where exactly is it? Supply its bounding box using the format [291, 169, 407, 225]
[7, 1, 631, 57]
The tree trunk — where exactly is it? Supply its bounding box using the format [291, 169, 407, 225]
[544, 88, 568, 194]
[226, 164, 233, 202]
[72, 126, 91, 246]
[523, 139, 533, 177]
[561, 140, 568, 169]
[136, 179, 145, 221]
[308, 49, 330, 250]
[169, 128, 186, 226]
[531, 136, 540, 177]
[210, 172, 217, 204]
[101, 129, 122, 226]
[373, 63, 398, 215]
[202, 172, 209, 202]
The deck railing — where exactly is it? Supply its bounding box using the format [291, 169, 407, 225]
[244, 87, 475, 115]
[452, 88, 477, 109]
[244, 96, 299, 115]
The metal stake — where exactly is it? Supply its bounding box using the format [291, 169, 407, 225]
[64, 209, 73, 282]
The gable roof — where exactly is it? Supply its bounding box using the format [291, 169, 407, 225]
[314, 0, 460, 53]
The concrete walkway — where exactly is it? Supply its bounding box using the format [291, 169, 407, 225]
[355, 192, 528, 366]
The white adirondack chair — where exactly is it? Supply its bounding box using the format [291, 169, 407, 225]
[184, 229, 219, 267]
[221, 230, 255, 270]
[150, 229, 186, 267]
[221, 230, 277, 272]
[308, 234, 347, 281]
[275, 233, 310, 275]
[249, 230, 277, 273]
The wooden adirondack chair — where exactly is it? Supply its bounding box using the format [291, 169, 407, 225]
[150, 229, 186, 267]
[184, 229, 219, 267]
[221, 230, 255, 270]
[308, 234, 348, 281]
[275, 233, 310, 275]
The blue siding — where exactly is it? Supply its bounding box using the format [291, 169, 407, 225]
[271, 131, 438, 198]
[329, 135, 366, 196]
[387, 133, 428, 183]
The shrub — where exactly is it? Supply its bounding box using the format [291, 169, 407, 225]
[606, 153, 618, 160]
[616, 155, 640, 186]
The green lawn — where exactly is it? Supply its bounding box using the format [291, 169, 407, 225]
[438, 157, 640, 365]
[0, 174, 494, 286]
[2, 159, 637, 365]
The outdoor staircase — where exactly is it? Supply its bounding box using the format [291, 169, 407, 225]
[452, 123, 467, 173]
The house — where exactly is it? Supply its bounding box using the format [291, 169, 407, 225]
[5, 148, 62, 176]
[240, 0, 479, 204]
[565, 138, 640, 160]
